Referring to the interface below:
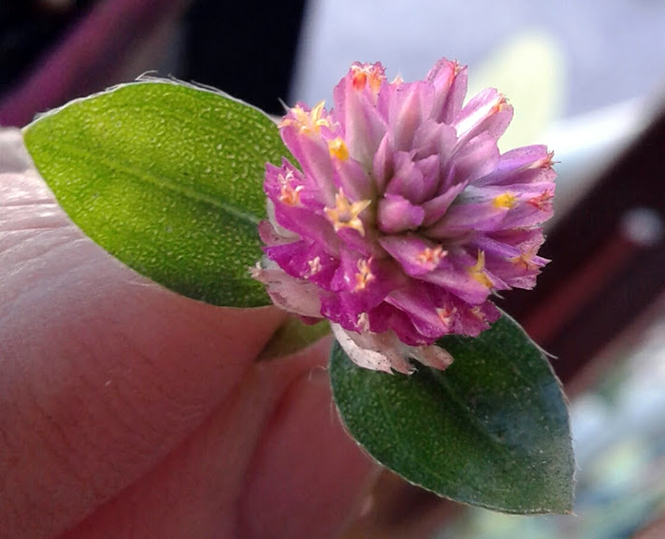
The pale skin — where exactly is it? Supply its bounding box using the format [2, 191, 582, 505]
[0, 130, 378, 538]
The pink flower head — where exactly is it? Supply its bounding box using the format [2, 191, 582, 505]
[254, 59, 555, 373]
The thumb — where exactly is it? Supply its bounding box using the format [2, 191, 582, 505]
[0, 128, 285, 538]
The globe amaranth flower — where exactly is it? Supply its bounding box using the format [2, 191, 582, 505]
[253, 59, 555, 374]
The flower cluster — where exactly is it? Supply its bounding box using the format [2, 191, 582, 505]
[253, 59, 555, 373]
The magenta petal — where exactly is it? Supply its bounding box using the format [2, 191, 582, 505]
[474, 145, 552, 187]
[385, 285, 448, 340]
[414, 154, 441, 200]
[331, 252, 403, 307]
[413, 120, 456, 163]
[332, 156, 373, 201]
[372, 132, 395, 192]
[420, 251, 493, 304]
[264, 240, 311, 280]
[454, 88, 513, 143]
[363, 301, 430, 346]
[377, 194, 425, 234]
[480, 244, 547, 289]
[388, 81, 434, 151]
[385, 307, 433, 345]
[258, 218, 297, 247]
[379, 235, 447, 276]
[270, 200, 339, 250]
[422, 269, 490, 304]
[385, 151, 437, 204]
[479, 229, 550, 289]
[499, 193, 555, 228]
[454, 300, 501, 337]
[385, 151, 421, 198]
[448, 132, 500, 186]
[429, 61, 468, 124]
[420, 181, 466, 227]
[490, 227, 547, 253]
[426, 58, 458, 119]
[265, 240, 338, 288]
[264, 159, 326, 211]
[334, 225, 384, 258]
[425, 201, 509, 237]
[332, 72, 388, 168]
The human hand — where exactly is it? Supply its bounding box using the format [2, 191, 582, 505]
[0, 129, 377, 538]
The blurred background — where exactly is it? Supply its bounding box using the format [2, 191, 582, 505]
[3, 1, 665, 537]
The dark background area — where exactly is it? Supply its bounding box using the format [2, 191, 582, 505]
[0, 1, 96, 96]
[0, 0, 308, 119]
[184, 0, 306, 115]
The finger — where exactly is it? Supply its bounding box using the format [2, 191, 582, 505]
[0, 129, 286, 538]
[60, 339, 378, 539]
[237, 339, 379, 539]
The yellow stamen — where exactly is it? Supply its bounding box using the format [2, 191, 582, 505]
[470, 306, 486, 321]
[355, 258, 375, 291]
[436, 307, 457, 327]
[492, 192, 517, 209]
[351, 64, 385, 93]
[529, 150, 556, 170]
[527, 189, 554, 211]
[509, 249, 539, 271]
[455, 93, 507, 138]
[280, 101, 331, 136]
[328, 137, 349, 161]
[310, 101, 330, 129]
[468, 251, 493, 288]
[277, 172, 302, 206]
[278, 183, 303, 206]
[306, 256, 322, 277]
[416, 245, 447, 266]
[324, 189, 372, 236]
[490, 95, 509, 115]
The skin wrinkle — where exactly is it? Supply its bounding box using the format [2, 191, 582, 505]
[21, 386, 96, 501]
[94, 332, 211, 449]
[52, 322, 173, 469]
[0, 207, 67, 225]
[0, 229, 70, 254]
[3, 220, 132, 510]
[3, 296, 168, 513]
[0, 199, 60, 208]
[2, 400, 85, 535]
[59, 349, 288, 538]
[0, 230, 69, 252]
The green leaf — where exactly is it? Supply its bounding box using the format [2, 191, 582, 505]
[23, 80, 290, 307]
[329, 314, 575, 514]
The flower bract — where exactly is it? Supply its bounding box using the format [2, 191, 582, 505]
[254, 59, 555, 373]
